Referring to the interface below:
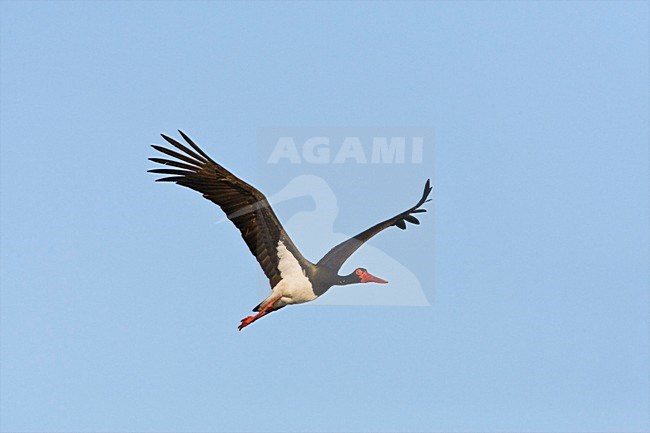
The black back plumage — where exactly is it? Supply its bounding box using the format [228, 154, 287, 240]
[148, 131, 309, 289]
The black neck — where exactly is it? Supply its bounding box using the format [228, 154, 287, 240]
[336, 272, 360, 286]
[310, 267, 360, 297]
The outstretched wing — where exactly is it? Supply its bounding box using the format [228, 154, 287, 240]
[316, 180, 432, 272]
[148, 131, 308, 289]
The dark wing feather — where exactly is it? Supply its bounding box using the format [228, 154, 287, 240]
[149, 131, 309, 289]
[316, 180, 432, 272]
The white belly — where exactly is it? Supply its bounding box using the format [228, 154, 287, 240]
[272, 280, 317, 305]
[272, 241, 317, 306]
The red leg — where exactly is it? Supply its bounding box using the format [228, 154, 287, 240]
[238, 297, 280, 331]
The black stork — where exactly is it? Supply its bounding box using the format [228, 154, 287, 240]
[149, 131, 432, 330]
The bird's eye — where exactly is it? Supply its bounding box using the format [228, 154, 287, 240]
[355, 269, 363, 275]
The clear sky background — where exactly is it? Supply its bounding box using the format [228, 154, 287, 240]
[1, 2, 648, 432]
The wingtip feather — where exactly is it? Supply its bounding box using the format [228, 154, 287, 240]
[177, 130, 215, 163]
[155, 176, 185, 183]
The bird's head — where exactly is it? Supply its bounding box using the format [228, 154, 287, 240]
[353, 267, 388, 284]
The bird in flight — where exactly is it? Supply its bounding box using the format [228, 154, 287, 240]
[149, 131, 432, 330]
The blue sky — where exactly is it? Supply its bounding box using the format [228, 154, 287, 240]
[1, 2, 648, 432]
